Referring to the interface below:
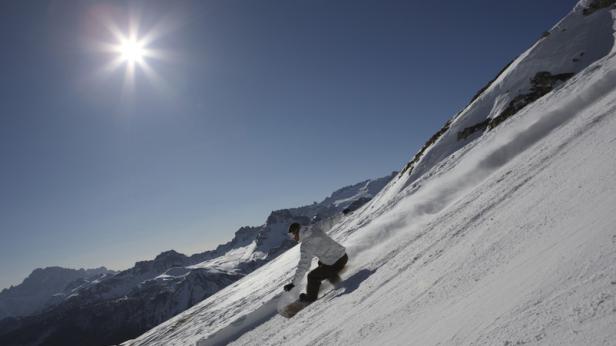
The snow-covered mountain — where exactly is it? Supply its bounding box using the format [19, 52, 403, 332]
[0, 266, 113, 320]
[186, 173, 394, 274]
[0, 173, 394, 346]
[120, 1, 616, 345]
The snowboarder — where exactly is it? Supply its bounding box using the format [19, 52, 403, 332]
[282, 221, 348, 304]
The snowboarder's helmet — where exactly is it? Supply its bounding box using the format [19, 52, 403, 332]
[288, 223, 301, 233]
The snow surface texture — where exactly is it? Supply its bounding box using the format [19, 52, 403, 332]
[122, 3, 616, 346]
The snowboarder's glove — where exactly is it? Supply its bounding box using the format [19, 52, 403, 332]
[283, 283, 295, 291]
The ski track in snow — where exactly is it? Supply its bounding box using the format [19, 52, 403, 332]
[122, 5, 616, 346]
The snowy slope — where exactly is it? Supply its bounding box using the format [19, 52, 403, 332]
[123, 2, 616, 345]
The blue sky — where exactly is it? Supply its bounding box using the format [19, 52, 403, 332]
[0, 0, 577, 290]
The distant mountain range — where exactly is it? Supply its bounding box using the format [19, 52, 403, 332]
[0, 172, 395, 346]
[0, 266, 114, 320]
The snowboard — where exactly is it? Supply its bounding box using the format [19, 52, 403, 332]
[279, 299, 310, 318]
[278, 282, 344, 318]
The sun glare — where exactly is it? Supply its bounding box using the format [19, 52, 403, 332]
[118, 38, 145, 63]
[93, 8, 174, 95]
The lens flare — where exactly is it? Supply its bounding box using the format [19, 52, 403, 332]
[91, 5, 176, 96]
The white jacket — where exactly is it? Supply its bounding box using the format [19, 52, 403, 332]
[291, 224, 346, 285]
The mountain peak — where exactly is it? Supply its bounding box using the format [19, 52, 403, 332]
[154, 250, 185, 261]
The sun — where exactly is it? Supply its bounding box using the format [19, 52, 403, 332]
[117, 37, 146, 64]
[108, 31, 152, 73]
[103, 30, 154, 92]
[93, 9, 173, 95]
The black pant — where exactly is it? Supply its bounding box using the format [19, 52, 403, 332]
[306, 253, 348, 301]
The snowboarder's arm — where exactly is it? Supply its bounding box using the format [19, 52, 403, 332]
[292, 242, 312, 285]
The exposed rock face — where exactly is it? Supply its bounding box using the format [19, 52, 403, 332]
[342, 197, 372, 215]
[457, 71, 575, 140]
[401, 120, 451, 176]
[582, 0, 616, 16]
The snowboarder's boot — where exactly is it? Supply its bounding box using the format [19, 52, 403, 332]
[299, 293, 316, 304]
[327, 274, 342, 285]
